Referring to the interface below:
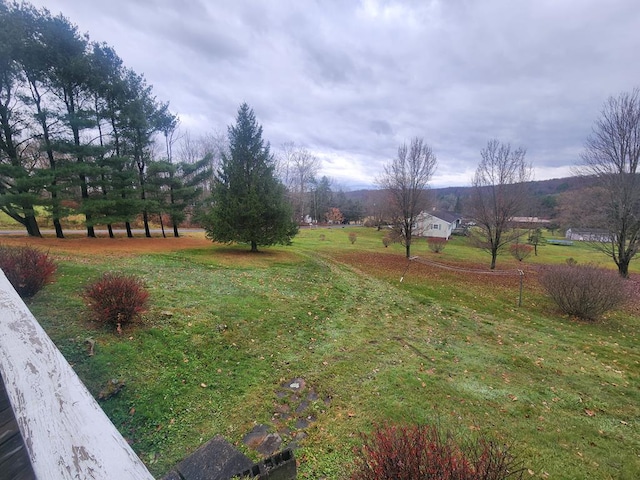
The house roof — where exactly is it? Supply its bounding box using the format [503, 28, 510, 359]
[420, 210, 462, 224]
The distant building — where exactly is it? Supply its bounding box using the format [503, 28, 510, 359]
[565, 228, 612, 242]
[511, 216, 551, 226]
[414, 211, 462, 239]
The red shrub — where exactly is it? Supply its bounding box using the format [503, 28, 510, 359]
[0, 245, 57, 298]
[349, 232, 357, 244]
[83, 273, 149, 331]
[510, 243, 533, 262]
[427, 237, 448, 253]
[349, 423, 523, 480]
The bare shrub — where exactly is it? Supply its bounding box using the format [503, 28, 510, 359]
[349, 423, 524, 480]
[539, 264, 627, 321]
[349, 232, 357, 244]
[382, 236, 391, 247]
[83, 273, 149, 332]
[0, 245, 57, 298]
[510, 243, 533, 262]
[427, 237, 447, 253]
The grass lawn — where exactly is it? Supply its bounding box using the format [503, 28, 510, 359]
[10, 227, 640, 479]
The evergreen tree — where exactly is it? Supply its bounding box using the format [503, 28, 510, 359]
[0, 2, 43, 237]
[203, 103, 297, 252]
[310, 175, 333, 223]
[41, 12, 101, 237]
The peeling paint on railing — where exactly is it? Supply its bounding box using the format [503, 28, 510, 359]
[0, 270, 154, 480]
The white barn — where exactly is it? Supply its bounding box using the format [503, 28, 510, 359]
[565, 228, 612, 242]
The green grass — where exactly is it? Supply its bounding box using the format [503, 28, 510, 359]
[25, 227, 640, 479]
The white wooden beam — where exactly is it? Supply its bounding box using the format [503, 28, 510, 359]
[0, 270, 154, 480]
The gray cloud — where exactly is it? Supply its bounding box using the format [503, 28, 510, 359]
[31, 0, 640, 188]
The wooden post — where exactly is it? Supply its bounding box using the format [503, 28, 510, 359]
[0, 271, 154, 480]
[518, 269, 524, 307]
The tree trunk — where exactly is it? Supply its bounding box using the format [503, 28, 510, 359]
[173, 222, 179, 238]
[25, 214, 41, 237]
[107, 224, 114, 238]
[405, 243, 411, 258]
[4, 209, 41, 238]
[159, 214, 166, 238]
[125, 222, 133, 238]
[618, 260, 630, 278]
[143, 210, 151, 238]
[53, 218, 64, 238]
[490, 250, 497, 269]
[251, 240, 258, 252]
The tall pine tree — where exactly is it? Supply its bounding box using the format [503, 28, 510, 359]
[203, 103, 297, 252]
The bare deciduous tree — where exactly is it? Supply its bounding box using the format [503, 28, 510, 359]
[278, 142, 321, 223]
[581, 88, 640, 277]
[469, 139, 532, 269]
[377, 137, 437, 258]
[177, 129, 226, 195]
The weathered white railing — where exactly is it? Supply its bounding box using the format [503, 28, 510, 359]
[0, 270, 154, 479]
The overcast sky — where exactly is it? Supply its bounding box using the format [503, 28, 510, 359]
[29, 0, 640, 189]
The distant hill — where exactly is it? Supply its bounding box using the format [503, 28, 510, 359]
[342, 175, 597, 221]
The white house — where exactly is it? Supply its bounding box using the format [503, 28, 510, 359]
[414, 211, 463, 239]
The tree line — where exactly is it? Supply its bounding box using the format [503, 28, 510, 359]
[0, 1, 218, 238]
[0, 1, 364, 240]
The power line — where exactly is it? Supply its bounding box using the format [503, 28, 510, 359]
[400, 256, 526, 306]
[410, 256, 522, 276]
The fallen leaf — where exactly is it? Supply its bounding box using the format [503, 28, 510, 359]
[584, 409, 595, 417]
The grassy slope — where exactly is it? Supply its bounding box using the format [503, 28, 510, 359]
[26, 228, 639, 479]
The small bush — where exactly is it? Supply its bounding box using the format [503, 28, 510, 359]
[349, 232, 357, 244]
[566, 257, 577, 266]
[319, 234, 326, 241]
[382, 235, 392, 247]
[539, 264, 627, 321]
[0, 245, 57, 298]
[509, 243, 533, 262]
[349, 423, 523, 480]
[83, 273, 149, 331]
[427, 237, 447, 253]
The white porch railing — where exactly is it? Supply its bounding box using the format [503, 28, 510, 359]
[0, 270, 154, 479]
